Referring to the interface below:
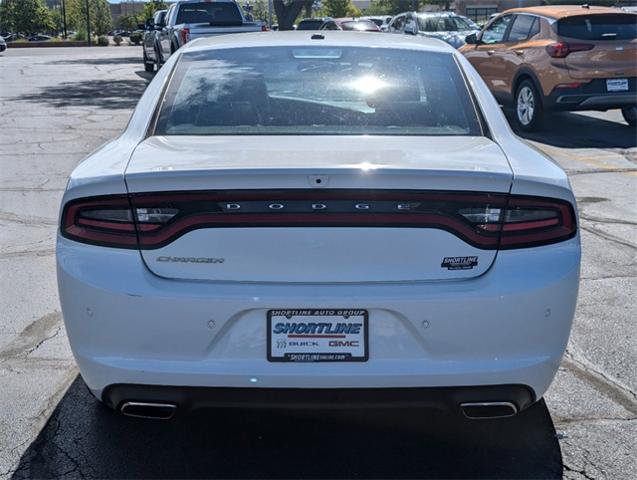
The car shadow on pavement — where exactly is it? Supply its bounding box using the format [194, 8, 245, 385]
[46, 56, 143, 66]
[17, 79, 150, 110]
[508, 110, 636, 149]
[11, 376, 563, 479]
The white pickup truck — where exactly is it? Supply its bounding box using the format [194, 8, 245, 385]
[150, 0, 264, 69]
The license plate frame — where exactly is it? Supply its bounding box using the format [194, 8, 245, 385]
[267, 309, 369, 363]
[607, 78, 629, 92]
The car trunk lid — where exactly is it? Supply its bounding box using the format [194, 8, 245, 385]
[125, 136, 513, 283]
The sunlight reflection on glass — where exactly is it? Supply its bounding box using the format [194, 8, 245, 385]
[349, 75, 388, 95]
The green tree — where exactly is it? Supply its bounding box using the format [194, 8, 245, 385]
[363, 0, 392, 15]
[143, 0, 167, 21]
[374, 0, 421, 15]
[49, 6, 64, 34]
[0, 0, 54, 35]
[117, 13, 143, 31]
[273, 0, 306, 30]
[249, 0, 270, 23]
[324, 0, 349, 18]
[67, 0, 112, 36]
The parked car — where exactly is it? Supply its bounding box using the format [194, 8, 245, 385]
[296, 18, 327, 30]
[460, 5, 637, 130]
[58, 32, 580, 420]
[28, 34, 52, 42]
[0, 36, 6, 52]
[387, 12, 480, 48]
[319, 18, 380, 32]
[142, 9, 168, 72]
[360, 15, 393, 30]
[3, 33, 26, 42]
[153, 0, 265, 69]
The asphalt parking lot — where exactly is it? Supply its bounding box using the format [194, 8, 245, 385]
[0, 46, 635, 479]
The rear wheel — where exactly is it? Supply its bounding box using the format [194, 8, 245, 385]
[621, 106, 636, 127]
[154, 45, 163, 70]
[514, 80, 544, 132]
[143, 50, 154, 73]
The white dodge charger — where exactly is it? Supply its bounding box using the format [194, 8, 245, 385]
[57, 32, 580, 420]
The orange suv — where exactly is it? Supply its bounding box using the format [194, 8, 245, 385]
[460, 5, 637, 130]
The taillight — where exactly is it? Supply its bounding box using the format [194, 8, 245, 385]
[179, 27, 190, 45]
[61, 192, 576, 250]
[261, 24, 269, 32]
[498, 195, 577, 249]
[61, 196, 178, 249]
[546, 42, 593, 58]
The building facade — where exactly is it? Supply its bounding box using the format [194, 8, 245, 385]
[455, 0, 543, 22]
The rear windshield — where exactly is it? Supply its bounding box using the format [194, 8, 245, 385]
[297, 20, 323, 30]
[418, 16, 472, 32]
[341, 20, 379, 31]
[176, 2, 242, 26]
[155, 46, 482, 136]
[558, 14, 637, 40]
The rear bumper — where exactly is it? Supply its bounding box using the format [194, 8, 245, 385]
[57, 234, 580, 402]
[546, 78, 637, 111]
[103, 383, 535, 415]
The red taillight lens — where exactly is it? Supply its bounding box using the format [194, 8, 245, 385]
[61, 192, 576, 250]
[61, 196, 178, 248]
[179, 27, 190, 45]
[498, 196, 577, 249]
[546, 42, 593, 58]
[62, 196, 137, 248]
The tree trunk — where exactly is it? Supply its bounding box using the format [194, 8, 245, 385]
[273, 0, 306, 30]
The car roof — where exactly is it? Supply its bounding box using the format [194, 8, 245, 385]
[416, 12, 462, 17]
[503, 5, 631, 19]
[334, 17, 376, 23]
[184, 31, 455, 53]
[176, 0, 237, 3]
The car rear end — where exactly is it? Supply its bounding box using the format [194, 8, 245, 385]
[57, 35, 580, 419]
[174, 0, 264, 46]
[544, 9, 637, 112]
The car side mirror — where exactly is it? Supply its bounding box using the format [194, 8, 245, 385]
[465, 33, 478, 45]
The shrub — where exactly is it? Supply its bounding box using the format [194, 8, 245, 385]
[97, 35, 109, 46]
[113, 35, 123, 46]
[129, 32, 143, 45]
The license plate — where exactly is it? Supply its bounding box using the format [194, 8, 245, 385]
[607, 79, 628, 92]
[268, 309, 368, 362]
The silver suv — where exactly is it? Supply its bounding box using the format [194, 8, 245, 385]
[388, 12, 481, 48]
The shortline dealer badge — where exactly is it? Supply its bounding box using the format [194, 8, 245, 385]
[441, 256, 479, 270]
[268, 309, 368, 362]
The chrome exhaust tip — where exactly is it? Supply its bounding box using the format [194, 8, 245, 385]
[120, 401, 177, 420]
[460, 401, 518, 420]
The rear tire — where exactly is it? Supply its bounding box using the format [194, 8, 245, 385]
[154, 45, 163, 70]
[143, 50, 154, 73]
[621, 106, 636, 127]
[514, 80, 544, 132]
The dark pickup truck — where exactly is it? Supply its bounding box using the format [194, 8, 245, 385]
[142, 0, 265, 72]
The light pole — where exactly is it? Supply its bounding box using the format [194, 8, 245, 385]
[61, 0, 68, 39]
[85, 0, 91, 46]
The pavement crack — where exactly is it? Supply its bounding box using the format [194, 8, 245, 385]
[25, 326, 61, 357]
[563, 461, 597, 480]
[0, 211, 57, 227]
[579, 224, 637, 250]
[0, 312, 62, 360]
[562, 353, 637, 415]
[580, 212, 637, 226]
